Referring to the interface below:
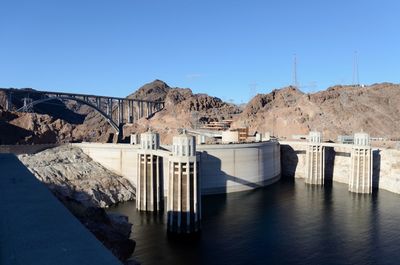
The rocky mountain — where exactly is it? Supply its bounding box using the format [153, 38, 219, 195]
[1, 81, 400, 144]
[0, 80, 241, 144]
[122, 80, 241, 143]
[232, 83, 400, 140]
[127, 79, 170, 102]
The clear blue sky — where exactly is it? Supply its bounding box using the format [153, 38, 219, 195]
[1, 0, 399, 103]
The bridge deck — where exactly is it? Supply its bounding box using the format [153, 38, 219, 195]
[0, 88, 163, 103]
[0, 154, 122, 265]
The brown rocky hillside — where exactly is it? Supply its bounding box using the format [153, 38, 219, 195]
[232, 83, 400, 140]
[122, 80, 241, 143]
[1, 81, 399, 145]
[0, 80, 241, 144]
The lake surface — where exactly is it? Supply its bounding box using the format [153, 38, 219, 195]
[109, 179, 400, 265]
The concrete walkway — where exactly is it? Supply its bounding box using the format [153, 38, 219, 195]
[0, 154, 122, 265]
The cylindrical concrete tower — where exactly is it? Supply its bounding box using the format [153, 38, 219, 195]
[167, 132, 201, 234]
[353, 132, 370, 146]
[136, 131, 164, 212]
[140, 131, 160, 150]
[305, 131, 325, 185]
[349, 132, 372, 194]
[309, 131, 322, 143]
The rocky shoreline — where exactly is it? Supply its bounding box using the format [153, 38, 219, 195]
[18, 146, 137, 264]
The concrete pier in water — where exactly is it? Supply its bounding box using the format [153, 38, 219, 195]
[136, 131, 164, 212]
[167, 133, 201, 234]
[349, 133, 373, 194]
[305, 131, 325, 185]
[281, 131, 379, 195]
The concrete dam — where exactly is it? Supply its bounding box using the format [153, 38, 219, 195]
[75, 136, 282, 197]
[74, 130, 400, 235]
[76, 131, 281, 234]
[2, 131, 400, 263]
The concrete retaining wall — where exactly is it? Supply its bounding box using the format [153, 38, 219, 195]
[376, 149, 400, 194]
[280, 141, 400, 195]
[73, 143, 140, 186]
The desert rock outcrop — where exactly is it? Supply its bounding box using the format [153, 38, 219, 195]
[18, 145, 135, 208]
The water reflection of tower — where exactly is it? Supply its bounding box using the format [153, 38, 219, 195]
[167, 132, 201, 234]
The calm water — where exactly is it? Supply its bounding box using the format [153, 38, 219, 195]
[109, 179, 400, 265]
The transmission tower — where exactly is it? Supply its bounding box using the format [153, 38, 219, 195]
[293, 53, 298, 88]
[352, 51, 360, 85]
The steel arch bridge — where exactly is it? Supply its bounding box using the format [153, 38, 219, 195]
[1, 88, 165, 136]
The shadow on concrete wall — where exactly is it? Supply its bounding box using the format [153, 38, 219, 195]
[200, 151, 264, 195]
[279, 144, 299, 180]
[372, 149, 381, 192]
[324, 147, 335, 187]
